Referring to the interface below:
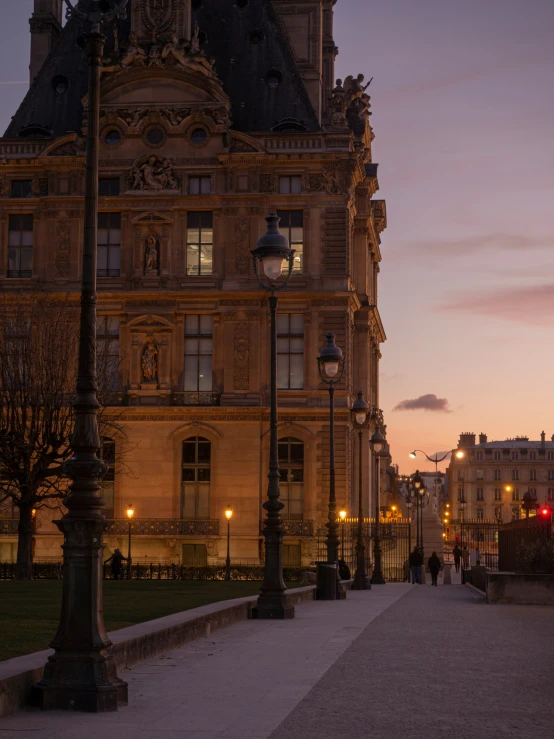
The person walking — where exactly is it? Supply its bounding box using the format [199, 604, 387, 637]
[453, 544, 461, 573]
[409, 547, 423, 584]
[428, 551, 441, 586]
[104, 548, 127, 580]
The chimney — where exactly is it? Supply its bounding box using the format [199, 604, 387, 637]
[479, 433, 487, 445]
[458, 432, 476, 448]
[29, 1, 63, 83]
[541, 431, 546, 447]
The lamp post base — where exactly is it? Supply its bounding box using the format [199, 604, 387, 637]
[351, 574, 372, 590]
[32, 675, 128, 713]
[251, 595, 295, 620]
[370, 573, 386, 585]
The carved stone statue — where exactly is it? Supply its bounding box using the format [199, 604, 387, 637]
[144, 236, 159, 275]
[190, 21, 201, 55]
[102, 32, 147, 74]
[344, 73, 372, 99]
[329, 78, 348, 127]
[129, 155, 179, 192]
[141, 342, 158, 383]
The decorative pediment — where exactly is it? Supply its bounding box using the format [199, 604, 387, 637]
[40, 134, 86, 158]
[127, 314, 174, 331]
[229, 134, 265, 154]
[131, 212, 173, 224]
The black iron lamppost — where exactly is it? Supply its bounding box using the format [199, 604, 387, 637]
[370, 426, 386, 584]
[459, 481, 466, 554]
[317, 333, 345, 564]
[406, 495, 413, 565]
[349, 391, 371, 590]
[126, 504, 134, 580]
[250, 213, 295, 620]
[33, 0, 129, 713]
[224, 505, 233, 581]
[410, 449, 465, 505]
[412, 470, 423, 551]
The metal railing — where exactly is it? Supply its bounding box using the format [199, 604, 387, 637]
[105, 518, 220, 536]
[0, 519, 18, 535]
[282, 519, 314, 536]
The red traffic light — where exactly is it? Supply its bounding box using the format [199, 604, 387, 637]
[540, 506, 551, 517]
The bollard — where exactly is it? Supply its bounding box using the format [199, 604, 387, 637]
[443, 564, 452, 585]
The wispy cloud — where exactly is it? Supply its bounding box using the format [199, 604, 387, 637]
[438, 284, 554, 325]
[406, 233, 553, 258]
[393, 394, 452, 413]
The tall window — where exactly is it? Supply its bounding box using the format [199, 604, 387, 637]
[476, 452, 483, 461]
[548, 489, 554, 501]
[529, 451, 536, 460]
[476, 488, 484, 501]
[476, 469, 484, 480]
[548, 452, 554, 461]
[101, 438, 115, 518]
[494, 451, 501, 460]
[186, 211, 213, 275]
[494, 469, 501, 480]
[457, 471, 463, 482]
[184, 315, 213, 392]
[476, 509, 484, 521]
[97, 316, 120, 391]
[494, 488, 502, 501]
[97, 212, 121, 277]
[99, 178, 120, 196]
[11, 180, 33, 198]
[548, 470, 554, 481]
[511, 451, 518, 460]
[277, 314, 304, 389]
[529, 469, 537, 481]
[277, 210, 303, 273]
[8, 214, 33, 278]
[512, 469, 519, 481]
[278, 437, 304, 519]
[512, 488, 519, 501]
[181, 437, 211, 518]
[457, 486, 463, 500]
[511, 507, 520, 520]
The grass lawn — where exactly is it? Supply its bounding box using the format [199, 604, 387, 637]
[0, 580, 269, 662]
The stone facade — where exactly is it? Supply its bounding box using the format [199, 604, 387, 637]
[447, 432, 554, 523]
[0, 0, 387, 566]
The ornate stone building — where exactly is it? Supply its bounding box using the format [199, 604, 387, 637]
[0, 0, 387, 566]
[447, 432, 554, 523]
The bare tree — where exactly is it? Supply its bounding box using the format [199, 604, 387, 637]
[0, 294, 130, 579]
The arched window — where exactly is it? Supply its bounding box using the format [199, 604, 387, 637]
[181, 437, 211, 518]
[278, 437, 304, 519]
[100, 438, 115, 518]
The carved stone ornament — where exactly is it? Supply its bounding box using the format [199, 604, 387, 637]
[48, 136, 86, 157]
[230, 138, 258, 153]
[128, 154, 180, 192]
[55, 219, 71, 278]
[144, 235, 159, 275]
[235, 217, 250, 275]
[206, 538, 219, 558]
[259, 174, 274, 193]
[141, 341, 159, 383]
[233, 322, 250, 391]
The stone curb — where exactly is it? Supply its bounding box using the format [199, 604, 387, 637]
[0, 585, 317, 720]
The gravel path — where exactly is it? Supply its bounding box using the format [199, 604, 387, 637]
[270, 585, 554, 739]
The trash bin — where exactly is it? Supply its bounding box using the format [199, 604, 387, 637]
[316, 561, 337, 600]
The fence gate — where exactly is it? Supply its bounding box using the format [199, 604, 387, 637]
[317, 520, 411, 583]
[459, 520, 499, 570]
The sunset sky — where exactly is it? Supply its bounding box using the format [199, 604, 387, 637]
[1, 0, 553, 475]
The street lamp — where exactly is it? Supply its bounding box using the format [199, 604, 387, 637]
[317, 333, 345, 564]
[409, 448, 463, 504]
[349, 391, 371, 590]
[459, 483, 466, 555]
[32, 0, 129, 713]
[370, 426, 386, 584]
[250, 213, 295, 621]
[224, 506, 233, 581]
[412, 470, 423, 552]
[126, 504, 134, 580]
[339, 509, 347, 561]
[406, 495, 413, 576]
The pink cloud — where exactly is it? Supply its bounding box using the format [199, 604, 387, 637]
[439, 284, 554, 325]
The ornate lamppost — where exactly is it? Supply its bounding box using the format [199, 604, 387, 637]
[410, 449, 465, 506]
[317, 333, 345, 564]
[225, 505, 233, 581]
[33, 0, 129, 712]
[250, 213, 295, 620]
[370, 426, 386, 584]
[349, 391, 371, 590]
[412, 470, 423, 551]
[126, 504, 134, 580]
[339, 509, 347, 561]
[406, 494, 413, 572]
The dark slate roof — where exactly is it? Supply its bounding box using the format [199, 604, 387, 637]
[5, 0, 319, 138]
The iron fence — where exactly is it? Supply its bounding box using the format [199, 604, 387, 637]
[498, 517, 552, 572]
[318, 519, 411, 583]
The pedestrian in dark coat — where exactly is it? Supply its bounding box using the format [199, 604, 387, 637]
[105, 548, 127, 580]
[453, 544, 461, 573]
[428, 551, 441, 586]
[409, 547, 423, 584]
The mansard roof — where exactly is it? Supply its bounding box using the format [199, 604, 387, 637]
[5, 0, 319, 139]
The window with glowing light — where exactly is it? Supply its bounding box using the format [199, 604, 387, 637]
[186, 211, 213, 275]
[276, 210, 303, 273]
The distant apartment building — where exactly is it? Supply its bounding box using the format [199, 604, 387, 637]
[446, 432, 554, 522]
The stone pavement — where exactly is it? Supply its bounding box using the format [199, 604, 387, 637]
[1, 582, 553, 739]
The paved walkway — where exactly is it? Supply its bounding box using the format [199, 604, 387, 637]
[1, 582, 553, 739]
